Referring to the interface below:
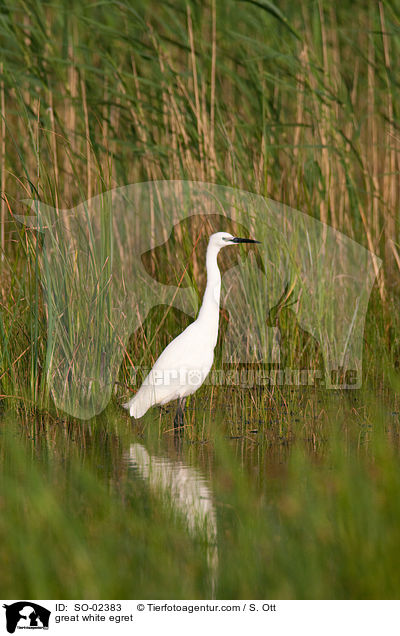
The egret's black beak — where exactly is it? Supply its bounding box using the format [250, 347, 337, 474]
[232, 237, 261, 244]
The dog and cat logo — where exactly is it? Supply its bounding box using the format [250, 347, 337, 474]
[2, 603, 50, 633]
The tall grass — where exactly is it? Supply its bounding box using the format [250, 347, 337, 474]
[0, 0, 400, 600]
[1, 1, 399, 241]
[0, 0, 399, 412]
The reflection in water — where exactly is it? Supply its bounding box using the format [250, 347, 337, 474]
[128, 444, 218, 596]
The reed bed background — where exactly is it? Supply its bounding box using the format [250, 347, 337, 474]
[0, 0, 400, 600]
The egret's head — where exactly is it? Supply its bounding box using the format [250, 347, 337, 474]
[209, 231, 261, 250]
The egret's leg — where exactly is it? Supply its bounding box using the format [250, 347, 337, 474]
[174, 397, 187, 429]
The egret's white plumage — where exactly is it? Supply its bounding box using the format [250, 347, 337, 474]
[123, 232, 259, 422]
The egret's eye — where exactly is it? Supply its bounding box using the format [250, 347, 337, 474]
[222, 237, 232, 241]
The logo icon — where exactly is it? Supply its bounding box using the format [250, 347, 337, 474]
[17, 181, 381, 418]
[2, 602, 50, 633]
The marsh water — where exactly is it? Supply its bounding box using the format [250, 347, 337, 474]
[2, 388, 400, 600]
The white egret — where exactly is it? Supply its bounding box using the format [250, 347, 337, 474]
[123, 232, 260, 427]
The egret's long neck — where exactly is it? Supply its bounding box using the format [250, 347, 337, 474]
[196, 244, 221, 346]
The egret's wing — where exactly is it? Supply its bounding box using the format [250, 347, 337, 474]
[152, 323, 209, 371]
[125, 322, 214, 418]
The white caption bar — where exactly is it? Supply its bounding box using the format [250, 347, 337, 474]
[1, 600, 399, 636]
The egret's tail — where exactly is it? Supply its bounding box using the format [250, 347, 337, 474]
[122, 397, 149, 419]
[123, 387, 154, 418]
